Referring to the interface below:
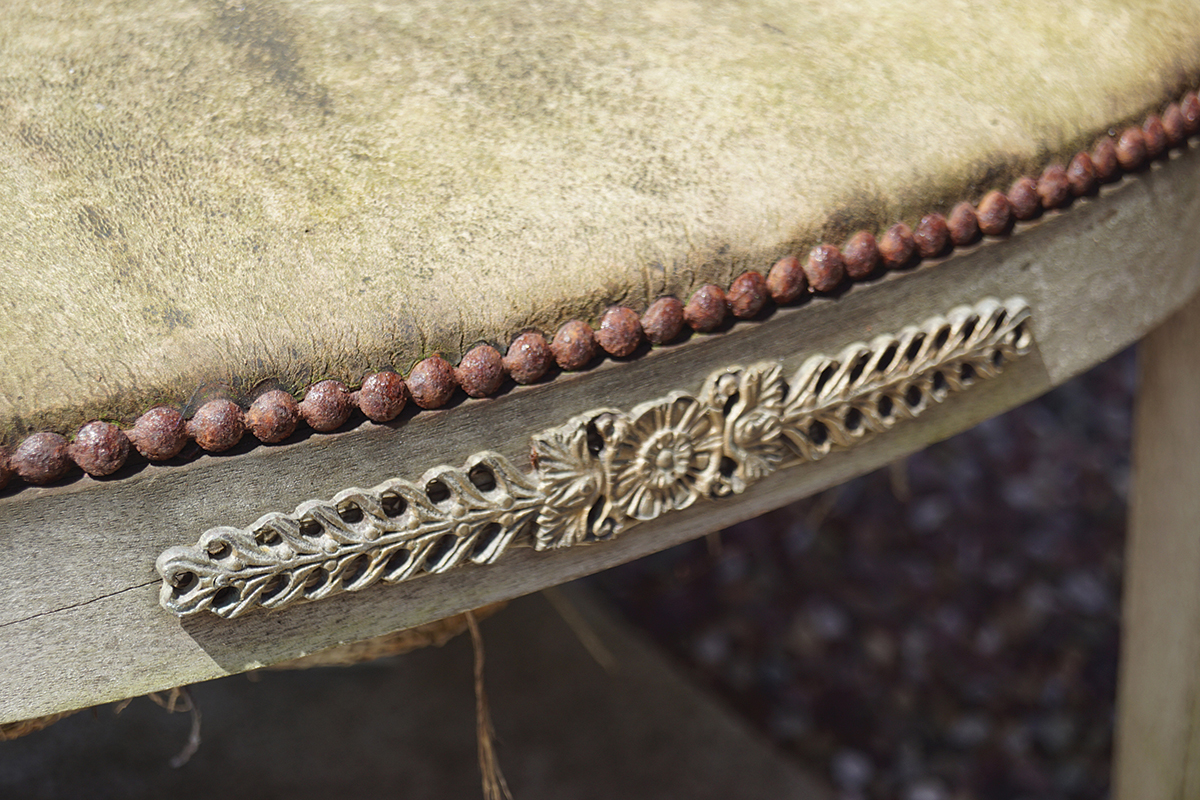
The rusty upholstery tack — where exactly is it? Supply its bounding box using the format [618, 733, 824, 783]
[3, 93, 1199, 494]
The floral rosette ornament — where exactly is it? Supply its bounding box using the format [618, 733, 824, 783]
[609, 393, 723, 521]
[529, 392, 725, 547]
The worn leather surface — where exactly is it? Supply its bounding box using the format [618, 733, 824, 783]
[1, 0, 1198, 440]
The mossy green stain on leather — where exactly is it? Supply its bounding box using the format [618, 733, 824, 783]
[0, 0, 1197, 441]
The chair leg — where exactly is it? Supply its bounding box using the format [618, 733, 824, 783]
[1114, 291, 1200, 799]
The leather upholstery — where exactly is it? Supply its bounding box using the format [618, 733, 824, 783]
[1, 0, 1198, 440]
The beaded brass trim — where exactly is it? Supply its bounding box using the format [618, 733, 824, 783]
[158, 297, 1032, 618]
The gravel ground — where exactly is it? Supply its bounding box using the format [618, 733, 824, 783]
[592, 348, 1136, 800]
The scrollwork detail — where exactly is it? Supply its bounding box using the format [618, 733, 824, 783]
[530, 409, 624, 550]
[157, 452, 540, 618]
[703, 362, 788, 498]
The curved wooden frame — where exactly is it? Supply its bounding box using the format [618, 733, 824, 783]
[2, 145, 1199, 724]
[155, 297, 1031, 619]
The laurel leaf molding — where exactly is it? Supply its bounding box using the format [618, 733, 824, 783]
[157, 297, 1033, 618]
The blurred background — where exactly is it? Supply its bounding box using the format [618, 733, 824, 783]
[592, 347, 1135, 799]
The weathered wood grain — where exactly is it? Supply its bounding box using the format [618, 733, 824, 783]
[1113, 292, 1200, 799]
[2, 147, 1200, 723]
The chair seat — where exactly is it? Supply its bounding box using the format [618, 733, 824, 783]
[2, 0, 1198, 445]
[1, 0, 1199, 725]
